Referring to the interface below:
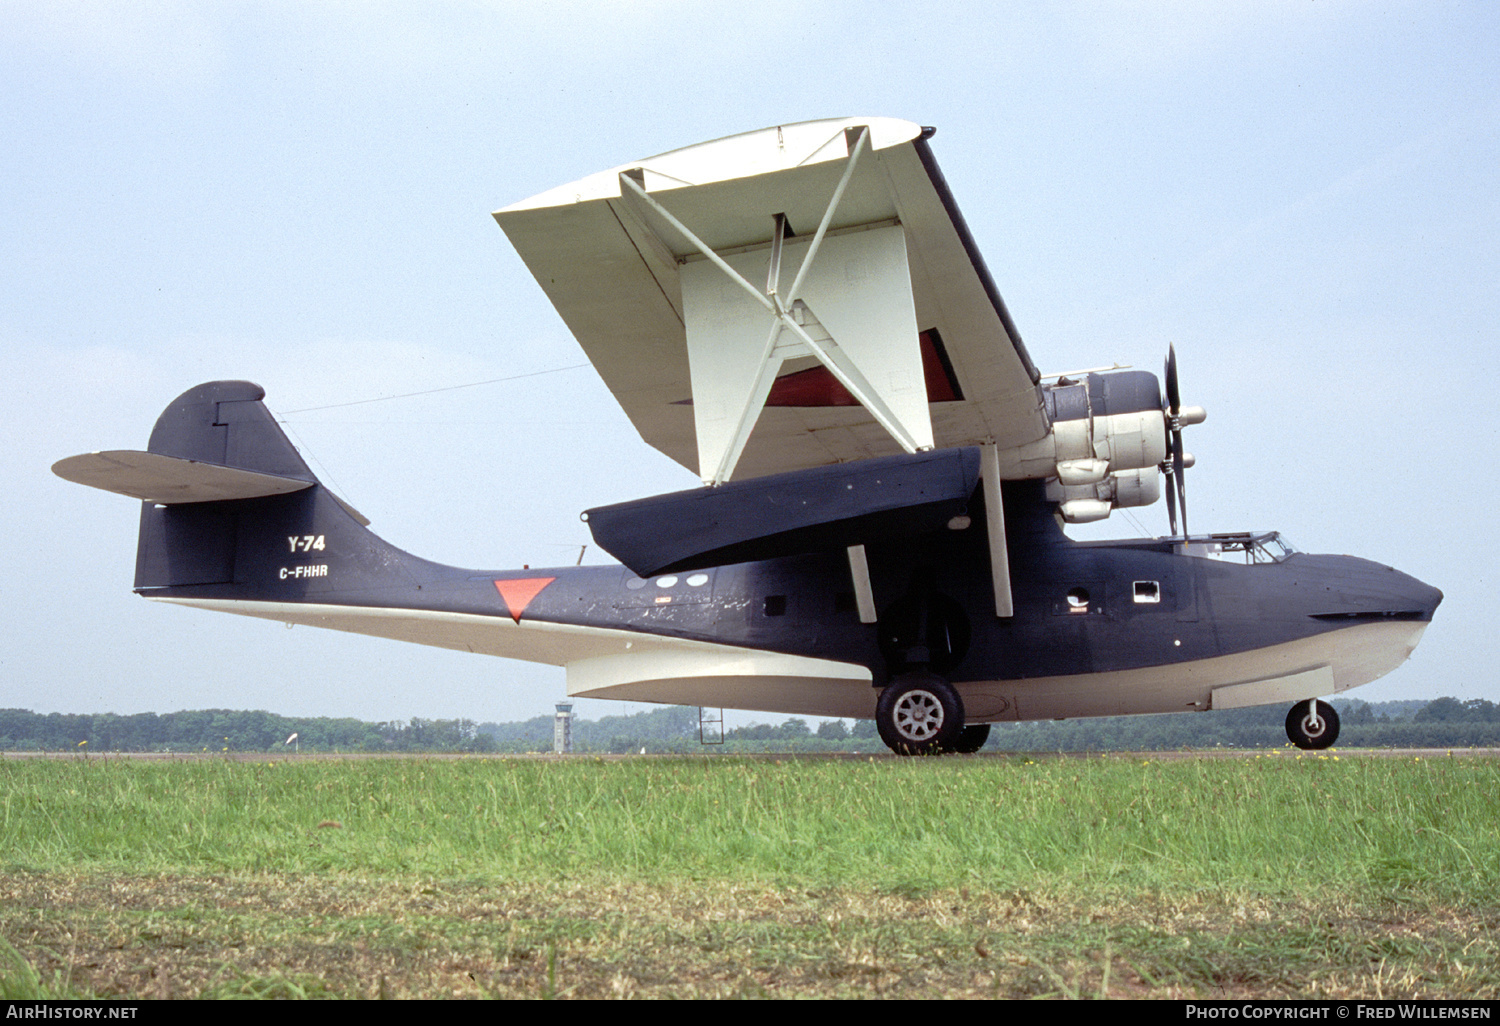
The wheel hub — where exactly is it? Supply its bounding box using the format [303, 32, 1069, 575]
[893, 690, 945, 740]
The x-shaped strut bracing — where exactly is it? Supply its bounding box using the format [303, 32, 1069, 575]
[617, 125, 934, 486]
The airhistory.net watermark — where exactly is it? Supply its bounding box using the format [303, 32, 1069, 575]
[4, 1008, 137, 1019]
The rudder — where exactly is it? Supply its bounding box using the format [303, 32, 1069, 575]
[144, 380, 315, 480]
[134, 381, 318, 591]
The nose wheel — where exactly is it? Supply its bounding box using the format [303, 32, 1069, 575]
[1285, 699, 1340, 750]
[876, 672, 965, 755]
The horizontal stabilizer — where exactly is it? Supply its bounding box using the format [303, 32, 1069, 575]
[583, 447, 981, 577]
[52, 450, 314, 505]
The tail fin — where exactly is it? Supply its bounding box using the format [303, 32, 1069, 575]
[55, 381, 409, 598]
[145, 380, 316, 480]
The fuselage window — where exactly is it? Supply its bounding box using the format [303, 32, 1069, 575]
[1133, 581, 1161, 604]
[764, 595, 788, 616]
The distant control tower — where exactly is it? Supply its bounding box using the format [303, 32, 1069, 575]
[554, 700, 574, 754]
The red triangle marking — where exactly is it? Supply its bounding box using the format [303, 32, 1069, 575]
[494, 577, 556, 624]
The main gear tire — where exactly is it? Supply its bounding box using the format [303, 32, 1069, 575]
[876, 672, 964, 756]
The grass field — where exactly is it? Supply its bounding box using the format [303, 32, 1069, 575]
[2, 751, 1498, 999]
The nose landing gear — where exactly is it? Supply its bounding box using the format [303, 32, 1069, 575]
[1285, 699, 1340, 750]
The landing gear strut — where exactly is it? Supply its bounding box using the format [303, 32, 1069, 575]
[1285, 699, 1340, 750]
[876, 671, 964, 756]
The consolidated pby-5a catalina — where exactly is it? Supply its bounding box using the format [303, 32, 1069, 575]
[55, 118, 1442, 755]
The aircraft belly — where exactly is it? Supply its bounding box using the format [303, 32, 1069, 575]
[148, 598, 553, 663]
[145, 598, 876, 719]
[148, 578, 1430, 725]
[959, 619, 1430, 723]
[146, 597, 764, 667]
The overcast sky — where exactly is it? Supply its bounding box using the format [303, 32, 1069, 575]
[3, 1, 1495, 728]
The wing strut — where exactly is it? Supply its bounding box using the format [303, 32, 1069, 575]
[616, 126, 934, 485]
[846, 544, 878, 623]
[981, 443, 1014, 618]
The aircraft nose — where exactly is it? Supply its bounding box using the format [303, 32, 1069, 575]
[1294, 558, 1441, 691]
[1379, 564, 1443, 621]
[1304, 556, 1442, 623]
[1411, 578, 1443, 620]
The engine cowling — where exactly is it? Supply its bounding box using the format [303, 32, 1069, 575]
[1048, 467, 1162, 523]
[1038, 370, 1168, 523]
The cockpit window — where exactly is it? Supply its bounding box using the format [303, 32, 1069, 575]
[1259, 534, 1297, 561]
[1185, 532, 1296, 564]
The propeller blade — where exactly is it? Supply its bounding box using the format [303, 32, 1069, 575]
[1163, 459, 1179, 536]
[1163, 344, 1188, 538]
[1165, 344, 1181, 416]
[1175, 440, 1188, 538]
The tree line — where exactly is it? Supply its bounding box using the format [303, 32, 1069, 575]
[0, 697, 1496, 754]
[0, 708, 494, 754]
[986, 698, 1500, 753]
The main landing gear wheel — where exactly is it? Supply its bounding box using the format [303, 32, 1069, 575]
[876, 672, 964, 756]
[1285, 699, 1340, 750]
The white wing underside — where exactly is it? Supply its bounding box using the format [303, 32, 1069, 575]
[495, 117, 1046, 483]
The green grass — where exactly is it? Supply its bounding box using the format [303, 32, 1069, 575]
[2, 752, 1498, 998]
[4, 751, 1496, 893]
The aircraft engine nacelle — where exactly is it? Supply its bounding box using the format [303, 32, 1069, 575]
[995, 367, 1205, 526]
[1004, 369, 1169, 523]
[1090, 408, 1169, 473]
[1007, 370, 1169, 476]
[1047, 467, 1161, 523]
[1047, 370, 1168, 472]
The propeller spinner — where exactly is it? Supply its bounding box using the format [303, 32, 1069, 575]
[1162, 345, 1206, 538]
